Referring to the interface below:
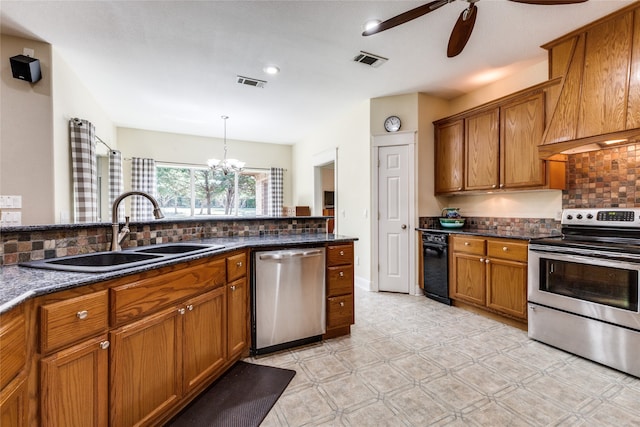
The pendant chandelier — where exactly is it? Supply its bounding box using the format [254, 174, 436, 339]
[207, 115, 245, 175]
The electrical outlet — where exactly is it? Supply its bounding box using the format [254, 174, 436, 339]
[23, 48, 35, 57]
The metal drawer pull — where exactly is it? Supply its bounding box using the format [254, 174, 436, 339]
[100, 341, 110, 350]
[76, 310, 88, 320]
[464, 242, 470, 246]
[485, 259, 490, 264]
[339, 271, 344, 277]
[339, 250, 344, 256]
[237, 261, 243, 267]
[503, 246, 508, 251]
[230, 285, 236, 291]
[187, 304, 194, 311]
[339, 301, 344, 307]
[479, 258, 484, 263]
[178, 308, 186, 315]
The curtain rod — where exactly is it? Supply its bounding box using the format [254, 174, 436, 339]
[96, 135, 114, 152]
[124, 158, 287, 171]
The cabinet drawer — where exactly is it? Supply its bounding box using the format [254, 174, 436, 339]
[111, 258, 225, 326]
[327, 244, 354, 266]
[327, 294, 354, 329]
[487, 240, 528, 262]
[327, 266, 353, 297]
[41, 290, 109, 354]
[226, 252, 247, 282]
[452, 236, 485, 255]
[0, 306, 26, 390]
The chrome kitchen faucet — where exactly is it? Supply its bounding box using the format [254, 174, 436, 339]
[110, 191, 164, 251]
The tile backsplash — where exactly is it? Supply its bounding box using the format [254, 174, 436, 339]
[564, 143, 640, 208]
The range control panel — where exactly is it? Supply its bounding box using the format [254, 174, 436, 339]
[562, 208, 640, 227]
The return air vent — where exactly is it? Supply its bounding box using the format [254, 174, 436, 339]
[353, 51, 388, 68]
[237, 75, 267, 88]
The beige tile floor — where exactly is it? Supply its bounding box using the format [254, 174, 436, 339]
[247, 287, 640, 426]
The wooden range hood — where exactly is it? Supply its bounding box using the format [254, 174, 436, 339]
[538, 2, 640, 160]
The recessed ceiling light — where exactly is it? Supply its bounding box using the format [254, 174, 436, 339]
[363, 19, 381, 32]
[263, 65, 280, 75]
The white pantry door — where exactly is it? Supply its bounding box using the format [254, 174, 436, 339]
[378, 144, 410, 293]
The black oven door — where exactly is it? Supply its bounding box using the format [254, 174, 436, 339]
[528, 246, 640, 331]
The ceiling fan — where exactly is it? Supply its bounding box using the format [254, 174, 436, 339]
[362, 0, 588, 58]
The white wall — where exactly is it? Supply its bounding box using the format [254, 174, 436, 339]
[117, 127, 293, 206]
[292, 101, 371, 285]
[1, 35, 55, 225]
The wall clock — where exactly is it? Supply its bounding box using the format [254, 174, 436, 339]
[384, 115, 401, 132]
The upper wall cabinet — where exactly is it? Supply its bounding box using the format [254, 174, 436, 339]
[434, 84, 565, 196]
[540, 3, 640, 158]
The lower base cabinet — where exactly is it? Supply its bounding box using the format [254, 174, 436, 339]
[0, 377, 28, 427]
[450, 235, 528, 321]
[41, 335, 109, 427]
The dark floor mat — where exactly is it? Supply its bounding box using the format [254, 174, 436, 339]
[166, 361, 296, 427]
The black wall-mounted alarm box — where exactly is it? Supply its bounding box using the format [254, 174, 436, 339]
[10, 54, 42, 83]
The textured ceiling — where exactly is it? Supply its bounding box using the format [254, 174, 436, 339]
[1, 0, 633, 144]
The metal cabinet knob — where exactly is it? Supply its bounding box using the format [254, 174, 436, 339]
[339, 271, 344, 277]
[178, 308, 186, 315]
[339, 250, 344, 256]
[237, 261, 243, 267]
[230, 285, 236, 291]
[187, 304, 194, 311]
[479, 258, 484, 263]
[502, 246, 508, 251]
[492, 184, 497, 188]
[76, 310, 88, 320]
[485, 259, 490, 264]
[499, 184, 504, 188]
[339, 301, 345, 307]
[100, 341, 110, 350]
[457, 187, 462, 191]
[464, 242, 470, 246]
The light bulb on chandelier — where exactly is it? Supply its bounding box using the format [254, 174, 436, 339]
[207, 115, 245, 175]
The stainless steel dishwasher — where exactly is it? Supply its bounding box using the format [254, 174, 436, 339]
[252, 247, 326, 355]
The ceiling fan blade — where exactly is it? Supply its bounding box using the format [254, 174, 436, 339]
[447, 3, 477, 57]
[362, 0, 450, 36]
[508, 0, 588, 4]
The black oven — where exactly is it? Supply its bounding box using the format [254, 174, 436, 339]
[528, 208, 640, 378]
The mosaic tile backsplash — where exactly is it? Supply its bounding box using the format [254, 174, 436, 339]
[0, 217, 329, 266]
[564, 143, 640, 208]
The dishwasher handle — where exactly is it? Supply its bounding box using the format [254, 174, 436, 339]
[258, 249, 324, 261]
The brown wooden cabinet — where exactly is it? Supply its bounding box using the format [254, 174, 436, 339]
[435, 83, 565, 194]
[434, 119, 464, 194]
[226, 251, 248, 360]
[324, 242, 355, 338]
[450, 235, 528, 321]
[0, 305, 28, 427]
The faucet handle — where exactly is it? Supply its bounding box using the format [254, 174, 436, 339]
[124, 216, 130, 226]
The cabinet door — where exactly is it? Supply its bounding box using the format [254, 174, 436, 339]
[450, 252, 486, 305]
[434, 119, 464, 193]
[41, 334, 109, 427]
[110, 306, 181, 427]
[465, 108, 499, 190]
[0, 376, 28, 427]
[486, 258, 528, 320]
[501, 93, 545, 188]
[227, 278, 248, 359]
[183, 287, 227, 394]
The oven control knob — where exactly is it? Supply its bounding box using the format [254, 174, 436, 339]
[576, 214, 583, 219]
[566, 215, 573, 220]
[586, 213, 593, 219]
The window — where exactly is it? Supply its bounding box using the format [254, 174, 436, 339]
[157, 165, 267, 217]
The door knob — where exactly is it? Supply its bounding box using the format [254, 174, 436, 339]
[401, 224, 407, 229]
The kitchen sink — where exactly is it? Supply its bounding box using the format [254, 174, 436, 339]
[20, 243, 225, 273]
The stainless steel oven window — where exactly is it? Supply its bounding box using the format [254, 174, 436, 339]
[539, 258, 639, 312]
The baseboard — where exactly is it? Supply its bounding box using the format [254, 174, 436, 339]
[355, 275, 373, 292]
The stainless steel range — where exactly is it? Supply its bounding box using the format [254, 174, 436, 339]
[528, 208, 640, 377]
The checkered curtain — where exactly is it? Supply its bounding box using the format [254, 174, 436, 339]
[131, 157, 157, 221]
[268, 167, 284, 216]
[69, 118, 98, 223]
[109, 150, 124, 222]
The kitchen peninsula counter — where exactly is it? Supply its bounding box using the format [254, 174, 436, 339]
[0, 233, 357, 314]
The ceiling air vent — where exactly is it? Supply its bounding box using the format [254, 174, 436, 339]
[237, 75, 267, 88]
[353, 51, 388, 68]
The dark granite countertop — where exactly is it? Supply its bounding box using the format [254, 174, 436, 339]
[0, 234, 357, 314]
[415, 227, 561, 241]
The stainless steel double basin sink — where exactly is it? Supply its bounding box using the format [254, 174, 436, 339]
[20, 243, 225, 273]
